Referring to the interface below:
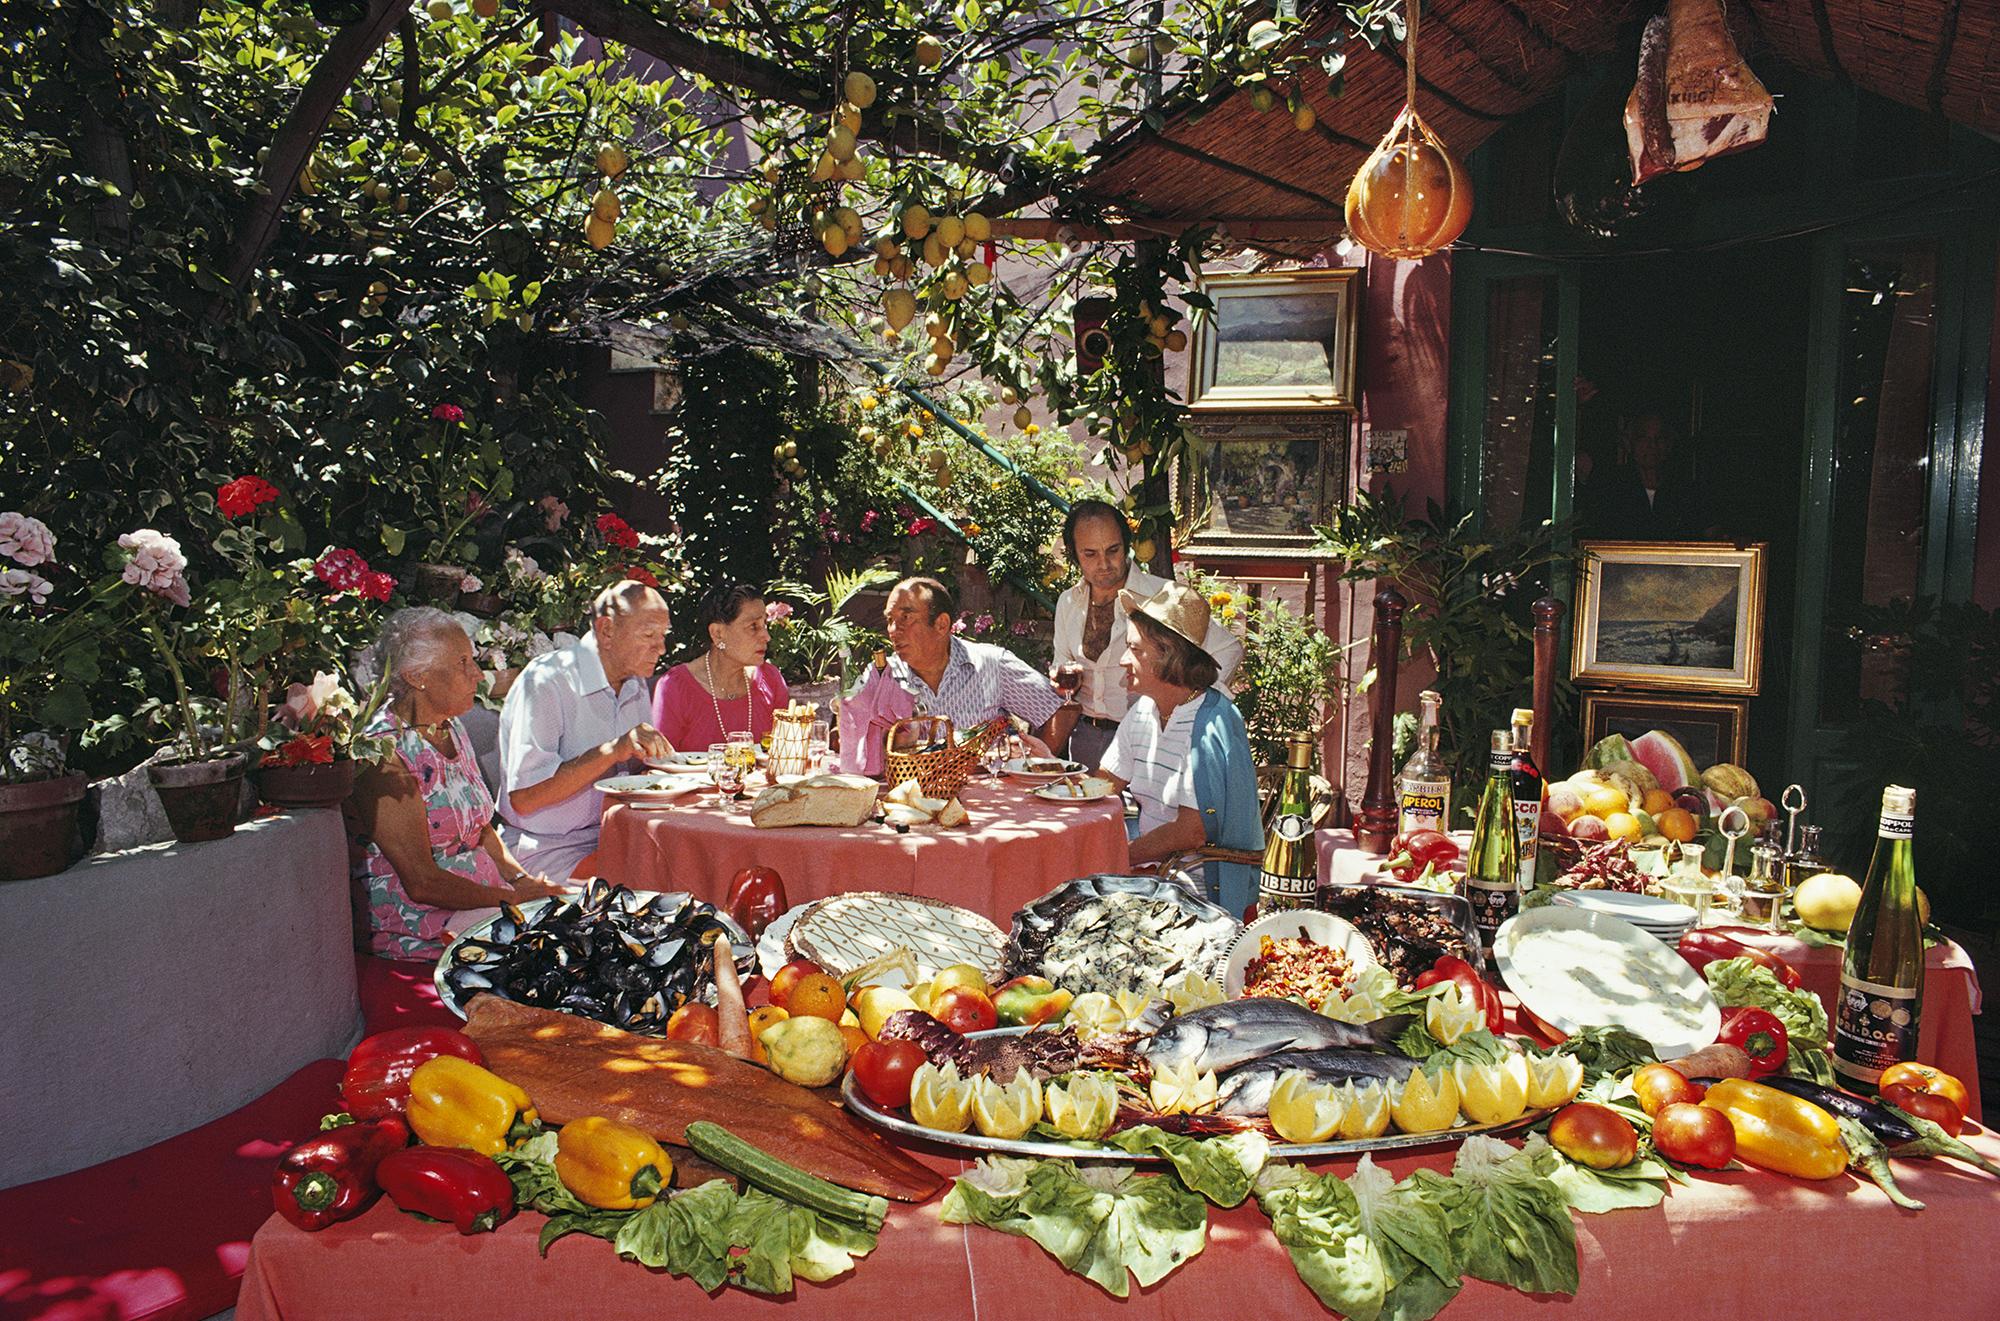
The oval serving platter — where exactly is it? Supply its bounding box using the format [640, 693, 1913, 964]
[840, 1026, 1548, 1162]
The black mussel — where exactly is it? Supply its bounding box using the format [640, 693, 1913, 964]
[450, 938, 507, 967]
[617, 931, 649, 960]
[577, 876, 612, 912]
[643, 937, 687, 970]
[558, 986, 609, 1017]
[445, 965, 498, 1003]
[491, 903, 529, 942]
[539, 900, 584, 930]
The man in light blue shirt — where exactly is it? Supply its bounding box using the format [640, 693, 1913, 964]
[882, 577, 1070, 751]
[497, 580, 673, 879]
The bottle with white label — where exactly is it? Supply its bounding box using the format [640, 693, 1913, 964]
[1832, 785, 1923, 1087]
[1507, 708, 1543, 889]
[1398, 690, 1452, 835]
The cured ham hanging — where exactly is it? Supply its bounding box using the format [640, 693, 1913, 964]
[1624, 0, 1773, 185]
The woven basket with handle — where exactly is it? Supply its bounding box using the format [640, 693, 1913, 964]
[883, 715, 999, 799]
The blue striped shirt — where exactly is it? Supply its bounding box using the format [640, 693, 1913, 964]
[885, 638, 1064, 734]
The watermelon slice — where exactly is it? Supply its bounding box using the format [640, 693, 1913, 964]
[1629, 729, 1701, 791]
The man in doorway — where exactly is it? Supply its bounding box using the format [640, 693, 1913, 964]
[497, 578, 673, 879]
[1049, 499, 1244, 767]
[882, 576, 1071, 752]
[1578, 411, 1719, 541]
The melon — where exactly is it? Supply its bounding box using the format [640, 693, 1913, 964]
[1629, 730, 1701, 792]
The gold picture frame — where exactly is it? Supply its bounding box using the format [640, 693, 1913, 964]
[1572, 541, 1767, 695]
[1188, 269, 1360, 410]
[1177, 412, 1349, 559]
[1581, 691, 1749, 769]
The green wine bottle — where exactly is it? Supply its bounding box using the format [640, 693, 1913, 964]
[1257, 732, 1319, 917]
[1832, 785, 1923, 1087]
[1462, 729, 1520, 947]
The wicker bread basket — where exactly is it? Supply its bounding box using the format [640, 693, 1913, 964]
[883, 715, 998, 799]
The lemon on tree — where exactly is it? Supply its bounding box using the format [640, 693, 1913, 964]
[591, 189, 620, 221]
[883, 289, 917, 331]
[1390, 1067, 1459, 1134]
[1454, 1054, 1531, 1126]
[900, 204, 932, 239]
[966, 261, 992, 287]
[426, 0, 453, 20]
[1269, 1070, 1346, 1144]
[915, 34, 944, 68]
[1335, 1080, 1392, 1139]
[1044, 1072, 1118, 1140]
[935, 215, 965, 248]
[971, 1068, 1043, 1140]
[585, 214, 615, 249]
[1012, 405, 1034, 430]
[909, 1061, 974, 1133]
[1523, 1052, 1584, 1109]
[963, 211, 991, 242]
[844, 70, 878, 109]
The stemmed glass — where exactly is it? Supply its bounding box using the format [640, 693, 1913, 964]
[725, 729, 757, 791]
[706, 742, 740, 802]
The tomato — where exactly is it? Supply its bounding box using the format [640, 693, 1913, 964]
[1631, 1063, 1705, 1117]
[1548, 1102, 1639, 1170]
[1651, 1102, 1735, 1169]
[664, 1001, 719, 1045]
[1878, 1063, 1971, 1118]
[785, 972, 848, 1022]
[1881, 1082, 1964, 1134]
[850, 1039, 927, 1109]
[932, 986, 999, 1035]
[768, 958, 824, 1011]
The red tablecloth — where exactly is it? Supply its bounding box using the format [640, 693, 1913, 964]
[235, 1126, 2000, 1320]
[591, 778, 1130, 922]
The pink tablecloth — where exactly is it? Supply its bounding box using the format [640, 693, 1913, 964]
[1319, 830, 1985, 1115]
[592, 779, 1130, 924]
[235, 1126, 2000, 1321]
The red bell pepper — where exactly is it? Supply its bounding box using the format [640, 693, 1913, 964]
[725, 866, 789, 942]
[377, 1146, 517, 1234]
[1716, 1006, 1789, 1077]
[1414, 954, 1505, 1035]
[340, 1026, 485, 1121]
[1676, 930, 1801, 990]
[1385, 830, 1461, 884]
[273, 1117, 409, 1231]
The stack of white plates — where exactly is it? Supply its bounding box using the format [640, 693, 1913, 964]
[1550, 890, 1698, 943]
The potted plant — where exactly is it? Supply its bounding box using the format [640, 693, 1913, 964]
[0, 512, 109, 880]
[765, 565, 897, 709]
[258, 669, 394, 808]
[1196, 576, 1348, 769]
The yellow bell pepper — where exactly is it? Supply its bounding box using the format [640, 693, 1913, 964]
[406, 1055, 539, 1156]
[555, 1116, 672, 1209]
[1701, 1077, 1847, 1180]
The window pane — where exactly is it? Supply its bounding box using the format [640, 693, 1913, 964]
[1481, 275, 1560, 530]
[1818, 242, 1936, 724]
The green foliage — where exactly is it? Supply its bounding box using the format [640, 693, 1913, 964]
[1194, 572, 1344, 765]
[1318, 491, 1582, 825]
[765, 565, 897, 686]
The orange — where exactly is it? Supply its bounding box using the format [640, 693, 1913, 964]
[839, 1023, 868, 1057]
[1583, 786, 1629, 818]
[1641, 788, 1674, 816]
[787, 973, 846, 1021]
[746, 1004, 790, 1066]
[1656, 807, 1698, 843]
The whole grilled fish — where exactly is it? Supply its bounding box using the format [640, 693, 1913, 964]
[1138, 999, 1413, 1075]
[1217, 1047, 1419, 1117]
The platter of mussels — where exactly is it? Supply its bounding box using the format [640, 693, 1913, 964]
[434, 878, 752, 1033]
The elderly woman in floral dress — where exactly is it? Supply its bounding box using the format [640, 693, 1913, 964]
[348, 607, 569, 961]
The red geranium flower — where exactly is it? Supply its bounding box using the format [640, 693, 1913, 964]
[616, 564, 659, 588]
[595, 512, 640, 549]
[907, 516, 938, 536]
[431, 404, 465, 423]
[217, 475, 280, 519]
[360, 571, 397, 602]
[313, 547, 369, 592]
[263, 734, 335, 767]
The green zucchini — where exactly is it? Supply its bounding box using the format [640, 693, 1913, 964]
[682, 1121, 888, 1231]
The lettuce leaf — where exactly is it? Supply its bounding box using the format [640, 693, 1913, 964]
[1407, 1136, 1578, 1297]
[1394, 1024, 1509, 1076]
[1703, 957, 1836, 1084]
[1347, 1155, 1461, 1321]
[1104, 1125, 1270, 1206]
[1252, 1162, 1389, 1321]
[607, 1178, 876, 1294]
[1554, 1025, 1658, 1087]
[940, 1157, 1207, 1298]
[1533, 1142, 1671, 1214]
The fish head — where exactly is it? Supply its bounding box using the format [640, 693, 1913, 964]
[1135, 1015, 1206, 1071]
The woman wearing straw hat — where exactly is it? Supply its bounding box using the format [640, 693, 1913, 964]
[1098, 582, 1263, 914]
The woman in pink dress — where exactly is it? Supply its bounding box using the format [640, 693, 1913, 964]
[651, 582, 790, 751]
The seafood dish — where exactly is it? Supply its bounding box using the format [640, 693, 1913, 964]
[1241, 934, 1356, 1012]
[1006, 875, 1240, 998]
[1317, 882, 1481, 987]
[877, 1009, 1100, 1080]
[789, 892, 1007, 981]
[1137, 998, 1411, 1076]
[435, 879, 750, 1033]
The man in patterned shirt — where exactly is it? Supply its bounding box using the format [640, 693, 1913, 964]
[882, 577, 1073, 753]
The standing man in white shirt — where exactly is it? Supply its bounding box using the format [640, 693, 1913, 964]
[1049, 500, 1243, 768]
[497, 579, 673, 880]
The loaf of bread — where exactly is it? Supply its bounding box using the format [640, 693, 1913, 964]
[749, 773, 880, 828]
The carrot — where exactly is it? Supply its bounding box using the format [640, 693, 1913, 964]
[1661, 1042, 1753, 1080]
[713, 938, 753, 1060]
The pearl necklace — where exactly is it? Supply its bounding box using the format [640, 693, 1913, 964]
[704, 653, 752, 737]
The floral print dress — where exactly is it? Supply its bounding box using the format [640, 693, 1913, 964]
[350, 708, 506, 961]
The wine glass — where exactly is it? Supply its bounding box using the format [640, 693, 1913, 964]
[1051, 655, 1084, 702]
[706, 742, 739, 802]
[726, 729, 757, 789]
[808, 720, 830, 771]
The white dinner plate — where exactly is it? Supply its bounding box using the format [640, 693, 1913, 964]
[594, 772, 709, 803]
[642, 751, 711, 771]
[1551, 890, 1699, 927]
[1223, 909, 1377, 999]
[1032, 776, 1116, 802]
[1493, 905, 1721, 1059]
[1003, 757, 1087, 780]
[756, 902, 816, 980]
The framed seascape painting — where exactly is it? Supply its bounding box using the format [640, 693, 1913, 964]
[1581, 691, 1749, 769]
[1572, 542, 1767, 695]
[1178, 413, 1348, 558]
[1188, 269, 1359, 410]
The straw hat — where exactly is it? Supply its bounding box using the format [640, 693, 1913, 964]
[1118, 581, 1214, 663]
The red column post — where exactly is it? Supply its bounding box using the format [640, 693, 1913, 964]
[1355, 586, 1406, 854]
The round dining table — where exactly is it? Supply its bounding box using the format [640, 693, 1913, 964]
[586, 776, 1131, 924]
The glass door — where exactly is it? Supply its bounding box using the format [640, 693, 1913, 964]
[1448, 255, 1579, 532]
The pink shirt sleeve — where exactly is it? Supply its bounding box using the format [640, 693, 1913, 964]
[651, 665, 713, 753]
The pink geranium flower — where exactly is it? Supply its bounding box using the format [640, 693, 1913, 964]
[539, 495, 570, 531]
[765, 601, 793, 623]
[431, 404, 465, 423]
[118, 528, 191, 606]
[0, 567, 53, 604]
[0, 512, 55, 566]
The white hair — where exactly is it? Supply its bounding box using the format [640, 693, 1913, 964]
[361, 606, 470, 697]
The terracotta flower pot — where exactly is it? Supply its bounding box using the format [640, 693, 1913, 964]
[148, 753, 249, 844]
[257, 759, 359, 810]
[458, 589, 504, 616]
[411, 562, 468, 604]
[0, 772, 89, 881]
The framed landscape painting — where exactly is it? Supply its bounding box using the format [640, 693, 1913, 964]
[1581, 691, 1748, 769]
[1179, 413, 1349, 558]
[1188, 269, 1359, 410]
[1572, 542, 1767, 695]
